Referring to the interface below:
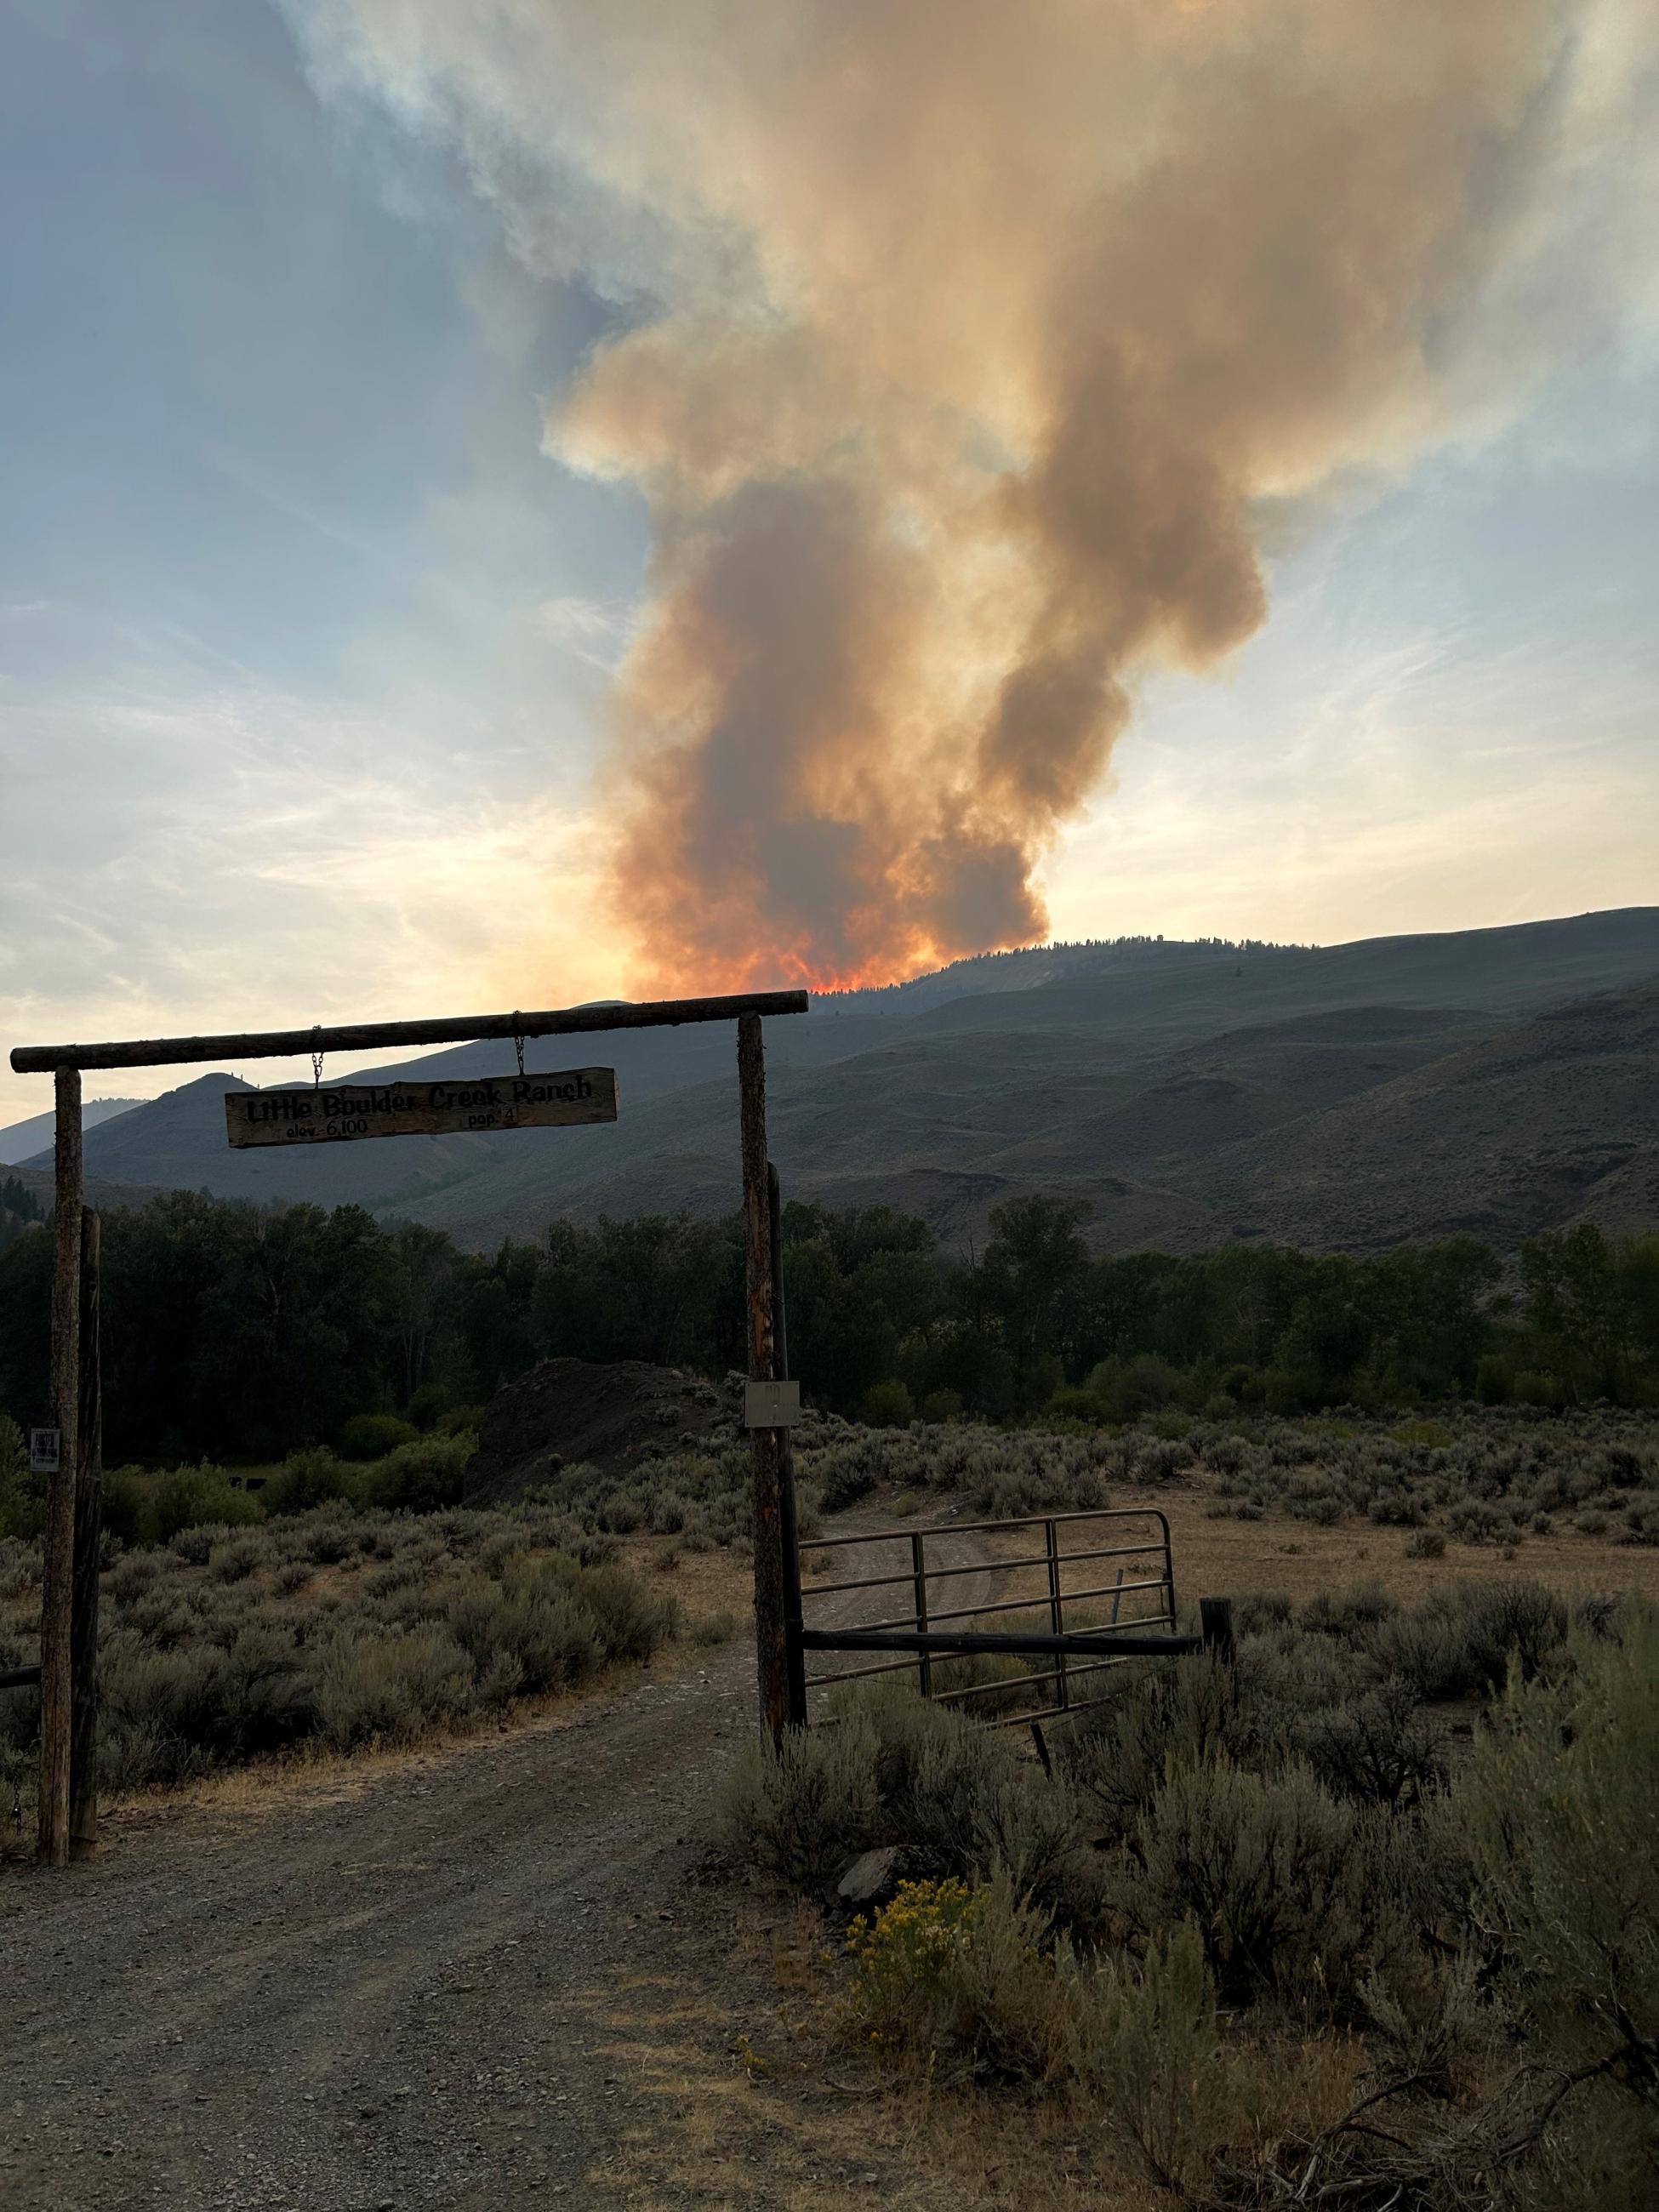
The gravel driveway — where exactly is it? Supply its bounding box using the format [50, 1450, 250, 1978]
[1, 1521, 1002, 2211]
[2, 1643, 765, 2210]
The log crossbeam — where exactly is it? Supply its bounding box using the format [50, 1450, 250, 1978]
[9, 990, 809, 1075]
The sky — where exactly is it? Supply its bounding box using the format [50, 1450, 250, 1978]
[3, 0, 1656, 1126]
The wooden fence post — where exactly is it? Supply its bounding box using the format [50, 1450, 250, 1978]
[910, 1530, 932, 1701]
[70, 1207, 102, 1857]
[38, 1067, 82, 1865]
[1045, 1519, 1069, 1711]
[738, 1017, 787, 1745]
[767, 1161, 807, 1730]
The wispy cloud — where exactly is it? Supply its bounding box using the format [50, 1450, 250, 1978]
[534, 593, 637, 671]
[0, 676, 624, 1119]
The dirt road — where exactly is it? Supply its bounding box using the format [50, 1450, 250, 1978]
[0, 1528, 1006, 2212]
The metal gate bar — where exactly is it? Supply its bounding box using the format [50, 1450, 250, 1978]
[795, 1506, 1212, 1730]
[802, 1536, 1167, 1600]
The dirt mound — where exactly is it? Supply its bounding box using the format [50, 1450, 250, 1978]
[463, 1358, 739, 1504]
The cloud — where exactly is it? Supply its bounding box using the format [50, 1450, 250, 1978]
[0, 677, 621, 1117]
[534, 593, 637, 670]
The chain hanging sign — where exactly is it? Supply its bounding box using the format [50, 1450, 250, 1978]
[225, 1067, 619, 1149]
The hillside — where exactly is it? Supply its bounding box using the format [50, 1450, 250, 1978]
[10, 905, 1659, 1254]
[3, 1161, 166, 1216]
[1171, 979, 1659, 1253]
[0, 1096, 142, 1165]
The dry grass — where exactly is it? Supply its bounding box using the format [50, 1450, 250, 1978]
[1126, 1479, 1659, 1610]
[0, 1498, 678, 1845]
[533, 1899, 1174, 2211]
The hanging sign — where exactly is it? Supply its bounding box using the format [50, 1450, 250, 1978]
[225, 1068, 619, 1149]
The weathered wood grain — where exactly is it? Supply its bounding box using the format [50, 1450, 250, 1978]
[225, 1067, 619, 1149]
[70, 1206, 101, 1858]
[39, 1066, 81, 1865]
[13, 989, 808, 1074]
[768, 1159, 808, 1730]
[738, 1015, 787, 1746]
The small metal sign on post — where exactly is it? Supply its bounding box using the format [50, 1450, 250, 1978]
[30, 1428, 60, 1476]
[225, 1067, 619, 1149]
[744, 1378, 801, 1428]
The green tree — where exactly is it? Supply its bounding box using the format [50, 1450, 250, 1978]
[978, 1195, 1092, 1406]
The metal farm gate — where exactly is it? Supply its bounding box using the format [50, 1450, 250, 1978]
[790, 1508, 1232, 1732]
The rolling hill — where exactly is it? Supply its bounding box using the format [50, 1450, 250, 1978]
[0, 1096, 142, 1165]
[9, 906, 1658, 1255]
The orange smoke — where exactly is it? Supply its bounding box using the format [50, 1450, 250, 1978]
[321, 0, 1656, 992]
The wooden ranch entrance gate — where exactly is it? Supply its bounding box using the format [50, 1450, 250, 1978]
[8, 989, 808, 1864]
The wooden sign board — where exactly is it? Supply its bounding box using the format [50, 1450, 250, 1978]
[225, 1067, 619, 1149]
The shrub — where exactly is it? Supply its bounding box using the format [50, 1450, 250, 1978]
[1475, 1354, 1514, 1405]
[208, 1532, 274, 1584]
[1117, 1754, 1385, 2008]
[339, 1413, 419, 1462]
[1370, 1581, 1568, 1701]
[1455, 1579, 1569, 1690]
[302, 1503, 361, 1565]
[571, 1559, 677, 1663]
[1046, 1386, 1102, 1424]
[0, 1414, 31, 1537]
[262, 1448, 351, 1517]
[1065, 1654, 1263, 1841]
[849, 1875, 986, 2049]
[722, 1708, 883, 1887]
[1074, 1919, 1234, 2198]
[1515, 1370, 1567, 1410]
[361, 1433, 471, 1514]
[1368, 1607, 1479, 1702]
[1459, 1607, 1659, 2203]
[1301, 1581, 1398, 1639]
[100, 1468, 147, 1548]
[1297, 1681, 1444, 1809]
[1088, 1354, 1185, 1422]
[850, 1874, 1072, 2086]
[921, 1389, 964, 1423]
[862, 1379, 915, 1428]
[148, 1466, 262, 1544]
[406, 1381, 450, 1430]
[315, 1624, 472, 1750]
[99, 1620, 317, 1787]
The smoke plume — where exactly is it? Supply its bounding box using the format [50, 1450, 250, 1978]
[305, 0, 1656, 989]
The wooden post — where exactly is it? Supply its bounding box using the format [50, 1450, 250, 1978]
[910, 1531, 932, 1700]
[767, 1161, 807, 1730]
[1045, 1519, 1069, 1711]
[38, 1067, 82, 1865]
[70, 1207, 102, 1857]
[738, 1017, 787, 1744]
[1200, 1597, 1234, 1662]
